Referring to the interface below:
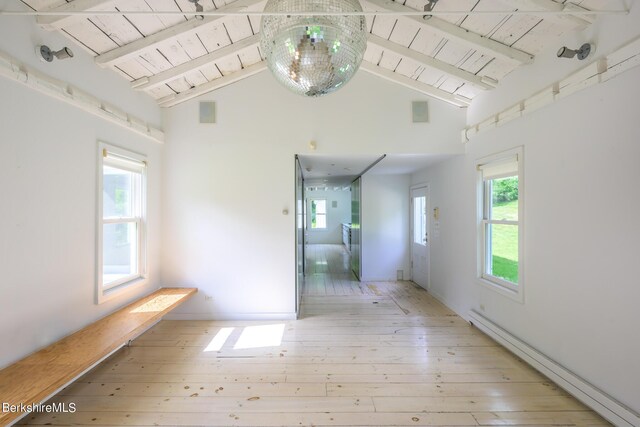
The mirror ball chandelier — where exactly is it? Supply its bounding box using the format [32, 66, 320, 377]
[260, 0, 367, 97]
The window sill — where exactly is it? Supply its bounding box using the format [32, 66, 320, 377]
[477, 277, 524, 304]
[97, 275, 148, 305]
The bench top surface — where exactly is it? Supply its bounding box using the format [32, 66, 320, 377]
[0, 287, 197, 425]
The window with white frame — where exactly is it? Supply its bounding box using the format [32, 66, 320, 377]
[310, 199, 327, 229]
[97, 142, 147, 303]
[477, 147, 523, 300]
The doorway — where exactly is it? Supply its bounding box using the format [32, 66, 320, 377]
[303, 184, 357, 295]
[410, 185, 430, 289]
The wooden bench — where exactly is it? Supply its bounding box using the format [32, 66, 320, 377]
[0, 287, 197, 426]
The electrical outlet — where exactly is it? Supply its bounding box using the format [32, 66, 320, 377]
[204, 295, 213, 301]
[480, 304, 485, 311]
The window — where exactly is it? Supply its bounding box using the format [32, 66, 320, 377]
[310, 199, 327, 229]
[413, 195, 427, 245]
[477, 147, 523, 301]
[97, 142, 147, 303]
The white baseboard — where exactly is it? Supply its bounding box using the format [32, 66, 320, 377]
[163, 312, 297, 321]
[469, 310, 639, 427]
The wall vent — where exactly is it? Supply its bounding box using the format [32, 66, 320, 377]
[412, 101, 428, 123]
[199, 101, 216, 124]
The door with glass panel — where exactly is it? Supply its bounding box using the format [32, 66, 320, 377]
[295, 156, 304, 316]
[411, 186, 429, 289]
[350, 177, 361, 280]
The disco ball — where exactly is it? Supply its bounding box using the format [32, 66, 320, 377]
[260, 0, 367, 97]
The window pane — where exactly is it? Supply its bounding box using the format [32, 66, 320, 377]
[103, 165, 136, 218]
[103, 222, 138, 286]
[316, 214, 326, 229]
[487, 223, 518, 284]
[413, 196, 426, 245]
[315, 200, 326, 214]
[489, 176, 518, 221]
[311, 200, 327, 229]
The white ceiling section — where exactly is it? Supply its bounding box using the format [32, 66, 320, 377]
[298, 154, 381, 187]
[298, 153, 458, 187]
[20, 0, 616, 107]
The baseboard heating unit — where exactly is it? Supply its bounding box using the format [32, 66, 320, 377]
[468, 310, 639, 427]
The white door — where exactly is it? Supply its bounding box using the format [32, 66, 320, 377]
[411, 186, 429, 289]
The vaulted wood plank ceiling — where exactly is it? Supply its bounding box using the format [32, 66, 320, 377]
[20, 0, 608, 107]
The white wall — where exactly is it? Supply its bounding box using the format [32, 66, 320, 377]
[0, 18, 163, 368]
[161, 70, 465, 319]
[306, 188, 351, 244]
[413, 7, 640, 413]
[361, 174, 411, 281]
[413, 64, 640, 414]
[411, 156, 472, 314]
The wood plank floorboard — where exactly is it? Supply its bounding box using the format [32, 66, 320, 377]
[20, 245, 609, 426]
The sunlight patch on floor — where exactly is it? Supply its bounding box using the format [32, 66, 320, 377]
[234, 324, 285, 350]
[203, 327, 234, 352]
[129, 294, 189, 313]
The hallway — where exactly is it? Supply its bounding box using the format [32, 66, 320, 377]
[303, 244, 367, 296]
[301, 244, 456, 316]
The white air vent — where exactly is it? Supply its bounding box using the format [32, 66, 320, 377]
[199, 101, 216, 124]
[412, 101, 428, 123]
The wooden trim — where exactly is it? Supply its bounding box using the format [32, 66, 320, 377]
[363, 0, 534, 65]
[501, 0, 594, 29]
[0, 287, 197, 426]
[6, 339, 129, 427]
[464, 35, 640, 142]
[0, 50, 164, 144]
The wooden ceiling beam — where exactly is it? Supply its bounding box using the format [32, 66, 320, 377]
[94, 0, 265, 68]
[157, 61, 268, 107]
[367, 34, 495, 90]
[132, 34, 261, 92]
[504, 0, 595, 29]
[136, 32, 493, 93]
[37, 0, 116, 30]
[359, 61, 470, 107]
[363, 0, 534, 65]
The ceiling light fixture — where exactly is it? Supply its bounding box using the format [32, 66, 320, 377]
[557, 43, 594, 60]
[423, 0, 439, 19]
[260, 0, 367, 97]
[188, 0, 204, 20]
[37, 45, 73, 62]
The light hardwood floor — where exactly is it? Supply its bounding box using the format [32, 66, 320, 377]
[21, 245, 609, 426]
